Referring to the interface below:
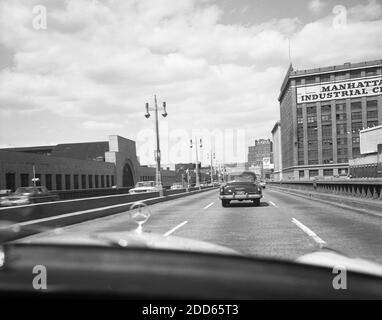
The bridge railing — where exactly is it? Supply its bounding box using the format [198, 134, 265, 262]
[268, 179, 382, 201]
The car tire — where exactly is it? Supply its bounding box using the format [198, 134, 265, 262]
[222, 200, 230, 207]
[252, 199, 260, 207]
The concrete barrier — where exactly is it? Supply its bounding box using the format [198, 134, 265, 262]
[267, 183, 382, 217]
[0, 186, 217, 242]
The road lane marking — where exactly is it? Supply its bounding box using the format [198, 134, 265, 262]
[164, 221, 188, 237]
[269, 201, 278, 208]
[203, 202, 215, 210]
[292, 218, 326, 247]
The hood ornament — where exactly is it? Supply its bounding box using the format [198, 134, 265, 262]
[129, 202, 151, 234]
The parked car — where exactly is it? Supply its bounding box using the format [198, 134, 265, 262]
[0, 186, 59, 207]
[219, 171, 262, 207]
[259, 181, 266, 188]
[170, 183, 184, 190]
[129, 181, 157, 194]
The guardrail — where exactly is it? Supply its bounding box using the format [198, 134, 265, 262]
[56, 187, 132, 200]
[268, 180, 382, 200]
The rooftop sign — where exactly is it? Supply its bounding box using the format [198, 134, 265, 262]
[296, 76, 382, 104]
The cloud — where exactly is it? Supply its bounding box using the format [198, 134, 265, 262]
[0, 0, 381, 163]
[308, 0, 325, 14]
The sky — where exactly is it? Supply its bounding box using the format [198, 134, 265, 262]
[0, 0, 381, 166]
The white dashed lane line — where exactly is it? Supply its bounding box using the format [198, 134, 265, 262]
[203, 202, 215, 210]
[269, 201, 278, 208]
[292, 218, 327, 247]
[164, 221, 188, 237]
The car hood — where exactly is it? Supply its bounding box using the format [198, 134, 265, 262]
[18, 230, 239, 255]
[296, 250, 382, 277]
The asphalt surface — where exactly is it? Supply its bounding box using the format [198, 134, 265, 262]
[22, 188, 382, 264]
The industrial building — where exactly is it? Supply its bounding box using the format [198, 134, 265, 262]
[0, 135, 178, 191]
[271, 121, 282, 181]
[278, 59, 382, 180]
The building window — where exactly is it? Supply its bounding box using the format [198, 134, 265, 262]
[95, 175, 99, 188]
[65, 174, 71, 190]
[5, 173, 16, 191]
[335, 72, 347, 81]
[321, 105, 331, 113]
[351, 111, 362, 120]
[367, 110, 378, 119]
[307, 105, 316, 114]
[297, 117, 303, 124]
[352, 147, 360, 157]
[106, 175, 110, 188]
[309, 170, 319, 178]
[56, 174, 62, 190]
[321, 114, 331, 122]
[101, 175, 105, 188]
[352, 136, 360, 144]
[367, 100, 378, 108]
[299, 171, 305, 179]
[305, 76, 316, 85]
[367, 120, 379, 127]
[81, 174, 87, 189]
[73, 174, 79, 190]
[111, 176, 115, 187]
[45, 174, 52, 190]
[351, 122, 363, 133]
[322, 125, 332, 137]
[336, 103, 346, 112]
[337, 123, 347, 135]
[336, 113, 347, 121]
[351, 101, 362, 111]
[88, 175, 93, 189]
[350, 70, 362, 79]
[338, 157, 348, 163]
[320, 74, 331, 83]
[366, 68, 377, 77]
[323, 169, 333, 176]
[307, 116, 317, 123]
[337, 137, 347, 145]
[20, 173, 29, 187]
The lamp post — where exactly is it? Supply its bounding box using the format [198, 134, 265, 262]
[207, 151, 215, 185]
[190, 137, 202, 189]
[145, 95, 168, 197]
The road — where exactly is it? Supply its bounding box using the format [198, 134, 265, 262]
[22, 188, 382, 264]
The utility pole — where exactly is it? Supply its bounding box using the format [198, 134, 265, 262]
[145, 95, 168, 196]
[207, 151, 215, 185]
[190, 137, 202, 189]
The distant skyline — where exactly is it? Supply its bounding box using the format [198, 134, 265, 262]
[0, 0, 382, 165]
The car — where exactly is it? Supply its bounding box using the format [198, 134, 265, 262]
[219, 171, 262, 207]
[170, 183, 184, 190]
[259, 181, 266, 188]
[128, 181, 158, 194]
[0, 186, 59, 207]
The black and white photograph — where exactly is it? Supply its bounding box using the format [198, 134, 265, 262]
[0, 0, 382, 304]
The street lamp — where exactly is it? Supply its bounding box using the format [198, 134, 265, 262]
[207, 151, 215, 185]
[145, 95, 168, 196]
[190, 137, 202, 189]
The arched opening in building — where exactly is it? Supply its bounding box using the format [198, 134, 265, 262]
[122, 162, 134, 187]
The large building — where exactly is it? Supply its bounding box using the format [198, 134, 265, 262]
[247, 139, 272, 166]
[0, 135, 177, 191]
[349, 124, 382, 178]
[247, 139, 272, 179]
[271, 121, 282, 181]
[278, 59, 382, 180]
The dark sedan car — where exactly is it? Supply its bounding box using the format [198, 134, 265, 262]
[0, 186, 59, 207]
[219, 171, 262, 207]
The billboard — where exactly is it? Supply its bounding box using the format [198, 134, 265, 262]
[296, 76, 382, 104]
